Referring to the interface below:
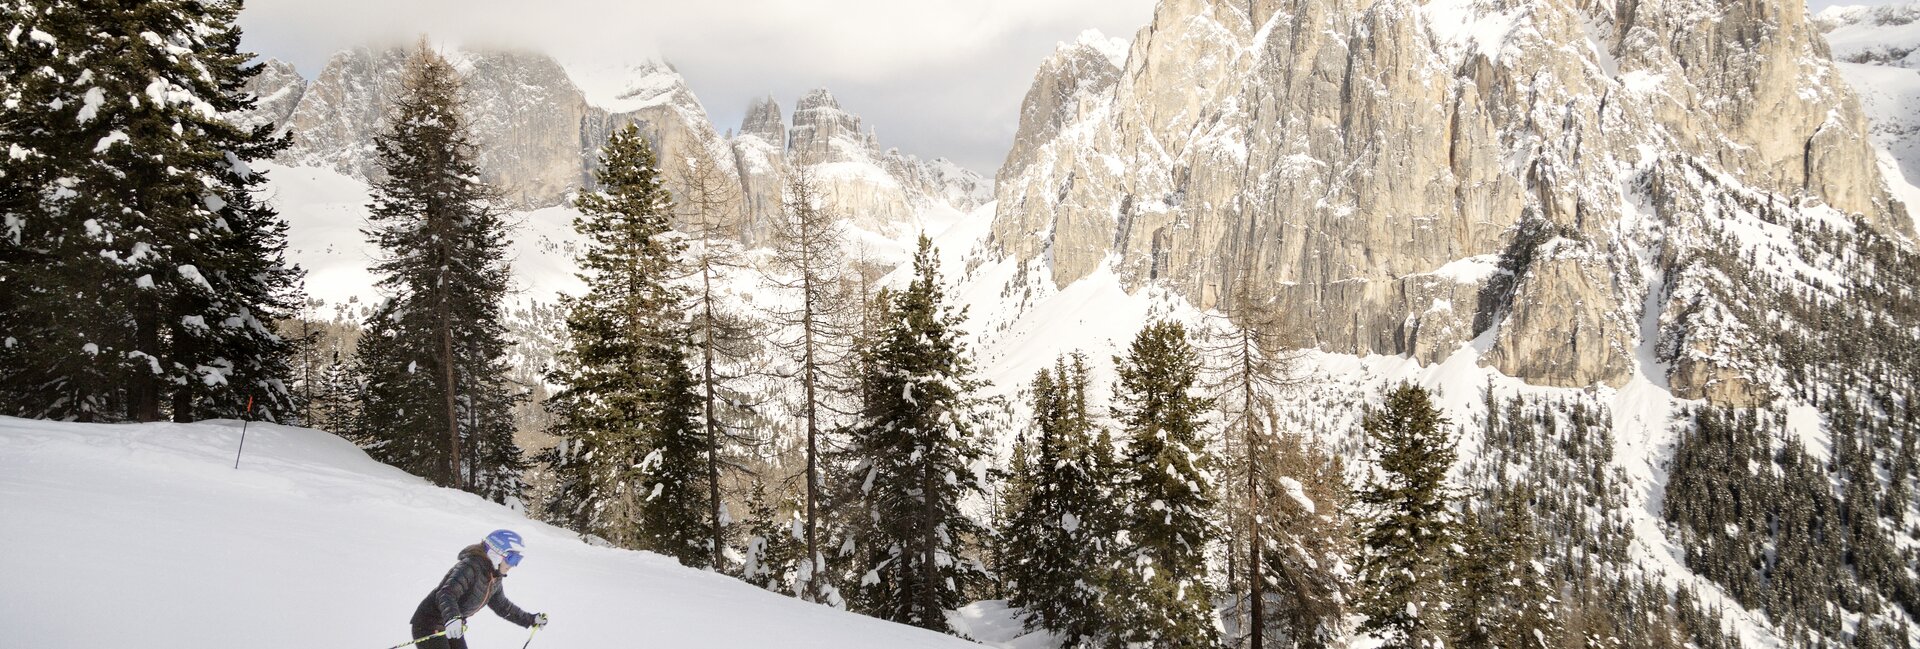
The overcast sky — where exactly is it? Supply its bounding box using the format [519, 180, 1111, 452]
[236, 0, 1897, 177]
[237, 0, 1158, 176]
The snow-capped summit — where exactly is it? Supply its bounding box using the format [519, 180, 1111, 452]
[571, 59, 699, 114]
[1065, 28, 1129, 69]
[234, 58, 304, 138]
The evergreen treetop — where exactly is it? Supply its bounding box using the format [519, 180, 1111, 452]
[0, 0, 300, 423]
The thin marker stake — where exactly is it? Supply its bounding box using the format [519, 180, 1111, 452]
[233, 395, 254, 469]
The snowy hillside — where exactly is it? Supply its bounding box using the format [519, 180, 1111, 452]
[261, 162, 586, 313]
[1819, 2, 1920, 228]
[0, 416, 989, 649]
[260, 160, 971, 315]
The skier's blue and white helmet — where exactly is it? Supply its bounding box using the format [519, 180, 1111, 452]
[485, 529, 525, 567]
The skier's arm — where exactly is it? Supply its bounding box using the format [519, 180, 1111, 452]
[488, 582, 538, 628]
[433, 562, 477, 624]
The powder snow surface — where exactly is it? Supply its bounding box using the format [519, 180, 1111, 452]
[0, 416, 984, 649]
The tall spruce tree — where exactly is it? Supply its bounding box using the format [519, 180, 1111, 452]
[1107, 319, 1219, 648]
[844, 235, 991, 631]
[1355, 383, 1458, 649]
[355, 42, 523, 502]
[1002, 354, 1116, 646]
[0, 0, 300, 423]
[543, 124, 710, 563]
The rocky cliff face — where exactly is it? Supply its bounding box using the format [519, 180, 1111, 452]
[991, 0, 1914, 402]
[235, 59, 304, 138]
[245, 48, 990, 239]
[279, 47, 412, 183]
[461, 51, 604, 208]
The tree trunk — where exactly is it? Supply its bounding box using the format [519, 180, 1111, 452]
[1244, 331, 1263, 649]
[919, 451, 941, 628]
[802, 270, 821, 603]
[132, 298, 162, 422]
[703, 264, 722, 571]
[440, 301, 462, 490]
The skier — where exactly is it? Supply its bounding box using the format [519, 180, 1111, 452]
[409, 529, 550, 648]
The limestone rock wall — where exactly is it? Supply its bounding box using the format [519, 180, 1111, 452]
[991, 0, 1909, 398]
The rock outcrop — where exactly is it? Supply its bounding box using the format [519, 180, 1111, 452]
[235, 59, 305, 138]
[991, 0, 1911, 400]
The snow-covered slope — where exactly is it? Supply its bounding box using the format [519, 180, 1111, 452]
[1819, 3, 1920, 229]
[259, 162, 586, 315]
[0, 416, 986, 649]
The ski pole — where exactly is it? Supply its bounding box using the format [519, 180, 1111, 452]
[232, 395, 254, 469]
[382, 631, 445, 649]
[520, 625, 539, 649]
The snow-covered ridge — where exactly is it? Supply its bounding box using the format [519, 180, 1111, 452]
[1817, 2, 1920, 67]
[0, 416, 986, 649]
[1063, 28, 1129, 69]
[1816, 2, 1920, 229]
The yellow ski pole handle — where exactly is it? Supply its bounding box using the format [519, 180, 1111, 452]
[383, 630, 446, 649]
[519, 624, 539, 649]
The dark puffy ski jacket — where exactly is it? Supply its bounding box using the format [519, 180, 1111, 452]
[410, 543, 538, 628]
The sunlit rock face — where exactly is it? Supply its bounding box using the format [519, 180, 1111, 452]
[990, 0, 1906, 399]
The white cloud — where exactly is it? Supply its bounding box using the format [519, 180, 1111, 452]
[237, 0, 1157, 174]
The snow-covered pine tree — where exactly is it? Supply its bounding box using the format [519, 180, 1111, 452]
[990, 402, 1035, 600]
[1449, 486, 1559, 649]
[1355, 383, 1457, 649]
[843, 235, 991, 632]
[739, 478, 804, 593]
[355, 41, 523, 503]
[1106, 319, 1219, 648]
[312, 350, 362, 440]
[763, 167, 854, 603]
[542, 124, 710, 563]
[0, 0, 300, 423]
[1002, 354, 1116, 646]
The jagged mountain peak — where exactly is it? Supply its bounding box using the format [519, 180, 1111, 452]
[997, 28, 1128, 187]
[787, 86, 874, 166]
[794, 87, 843, 111]
[236, 57, 304, 138]
[241, 42, 991, 248]
[739, 94, 786, 145]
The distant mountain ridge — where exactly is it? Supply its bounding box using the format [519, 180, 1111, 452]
[241, 46, 991, 243]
